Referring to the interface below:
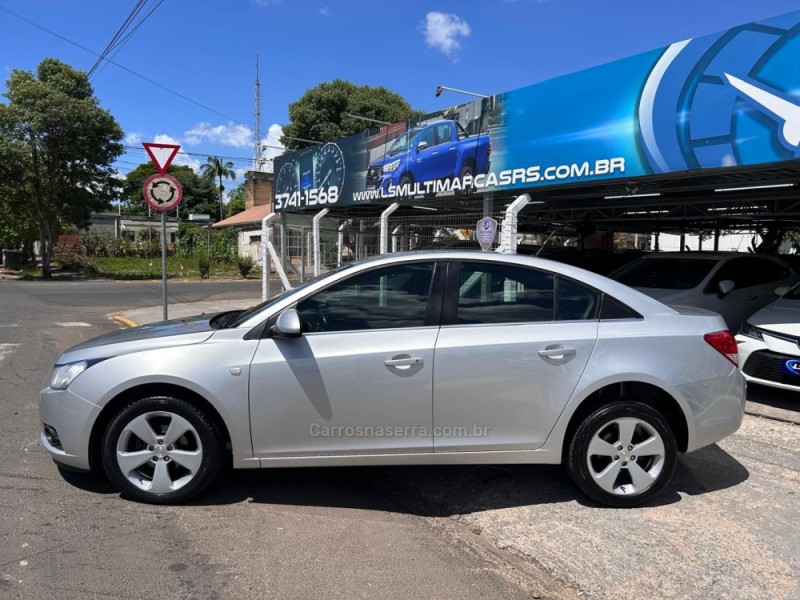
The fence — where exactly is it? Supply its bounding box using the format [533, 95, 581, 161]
[267, 210, 508, 283]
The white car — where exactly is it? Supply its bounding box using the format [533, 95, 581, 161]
[738, 283, 800, 391]
[611, 252, 797, 333]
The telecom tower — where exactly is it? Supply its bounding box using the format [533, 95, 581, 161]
[253, 54, 267, 172]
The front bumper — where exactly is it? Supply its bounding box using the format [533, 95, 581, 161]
[39, 386, 101, 471]
[365, 171, 398, 193]
[737, 334, 800, 392]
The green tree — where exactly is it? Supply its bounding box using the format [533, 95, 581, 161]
[0, 145, 38, 251]
[121, 163, 218, 219]
[0, 58, 123, 277]
[225, 182, 246, 218]
[282, 79, 424, 150]
[201, 156, 235, 221]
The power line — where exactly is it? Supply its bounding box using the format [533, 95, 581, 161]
[91, 0, 165, 81]
[88, 0, 147, 78]
[0, 3, 247, 126]
[122, 144, 276, 163]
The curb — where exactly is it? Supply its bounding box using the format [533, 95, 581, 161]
[112, 315, 138, 328]
[744, 407, 800, 426]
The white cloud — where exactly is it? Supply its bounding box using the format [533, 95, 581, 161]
[184, 121, 253, 149]
[257, 123, 285, 173]
[318, 6, 329, 16]
[152, 133, 201, 173]
[153, 133, 180, 146]
[252, 0, 282, 6]
[124, 131, 142, 145]
[423, 12, 470, 59]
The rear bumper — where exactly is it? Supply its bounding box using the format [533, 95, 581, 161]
[675, 369, 746, 452]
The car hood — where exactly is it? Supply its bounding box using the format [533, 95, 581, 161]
[369, 152, 404, 168]
[748, 299, 800, 337]
[57, 313, 217, 364]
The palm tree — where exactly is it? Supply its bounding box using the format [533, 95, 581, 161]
[202, 156, 236, 220]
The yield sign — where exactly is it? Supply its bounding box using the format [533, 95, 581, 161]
[142, 142, 181, 173]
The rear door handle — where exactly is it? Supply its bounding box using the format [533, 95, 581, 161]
[385, 357, 423, 368]
[538, 346, 577, 360]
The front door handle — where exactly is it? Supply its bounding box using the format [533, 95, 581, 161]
[538, 346, 577, 360]
[385, 356, 423, 368]
[746, 294, 759, 301]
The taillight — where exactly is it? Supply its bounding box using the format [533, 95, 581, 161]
[704, 330, 738, 366]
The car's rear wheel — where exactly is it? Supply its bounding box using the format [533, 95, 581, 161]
[567, 401, 677, 507]
[101, 396, 222, 504]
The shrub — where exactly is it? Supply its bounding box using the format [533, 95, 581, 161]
[236, 255, 255, 278]
[198, 256, 210, 279]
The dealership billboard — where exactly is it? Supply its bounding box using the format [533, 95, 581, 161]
[274, 10, 800, 211]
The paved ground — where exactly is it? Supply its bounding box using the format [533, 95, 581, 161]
[1, 278, 799, 598]
[0, 279, 556, 600]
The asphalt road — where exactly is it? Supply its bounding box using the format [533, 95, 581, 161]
[0, 280, 550, 600]
[1, 279, 798, 599]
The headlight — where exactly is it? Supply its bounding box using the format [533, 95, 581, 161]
[739, 322, 763, 341]
[383, 159, 401, 173]
[50, 361, 88, 390]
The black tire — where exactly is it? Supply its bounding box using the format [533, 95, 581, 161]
[398, 173, 414, 195]
[459, 162, 475, 179]
[101, 395, 223, 505]
[458, 162, 476, 195]
[566, 401, 677, 508]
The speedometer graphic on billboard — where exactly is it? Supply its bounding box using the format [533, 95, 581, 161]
[638, 12, 800, 173]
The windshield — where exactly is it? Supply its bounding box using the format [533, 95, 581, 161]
[386, 129, 420, 154]
[227, 263, 351, 328]
[611, 258, 718, 290]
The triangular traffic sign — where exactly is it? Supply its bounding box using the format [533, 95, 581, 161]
[142, 142, 181, 173]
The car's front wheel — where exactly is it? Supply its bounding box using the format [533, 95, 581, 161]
[101, 396, 223, 504]
[567, 401, 677, 507]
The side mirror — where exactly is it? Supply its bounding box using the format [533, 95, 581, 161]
[417, 141, 428, 151]
[774, 285, 791, 297]
[718, 280, 736, 296]
[272, 308, 302, 338]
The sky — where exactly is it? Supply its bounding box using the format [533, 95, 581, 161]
[1, 0, 799, 202]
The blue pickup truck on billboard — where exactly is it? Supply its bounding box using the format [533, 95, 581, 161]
[274, 9, 800, 210]
[365, 119, 490, 196]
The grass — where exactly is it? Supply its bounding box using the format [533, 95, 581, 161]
[87, 256, 242, 279]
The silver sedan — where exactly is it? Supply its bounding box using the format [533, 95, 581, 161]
[40, 251, 746, 507]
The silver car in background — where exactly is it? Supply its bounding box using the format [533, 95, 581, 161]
[40, 251, 746, 508]
[610, 251, 796, 333]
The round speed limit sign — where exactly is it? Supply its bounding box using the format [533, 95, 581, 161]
[142, 173, 183, 212]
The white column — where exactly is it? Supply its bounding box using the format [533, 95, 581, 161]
[496, 194, 531, 254]
[261, 213, 277, 301]
[312, 208, 330, 277]
[380, 203, 400, 254]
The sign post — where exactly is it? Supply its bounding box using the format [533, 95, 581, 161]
[141, 143, 182, 321]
